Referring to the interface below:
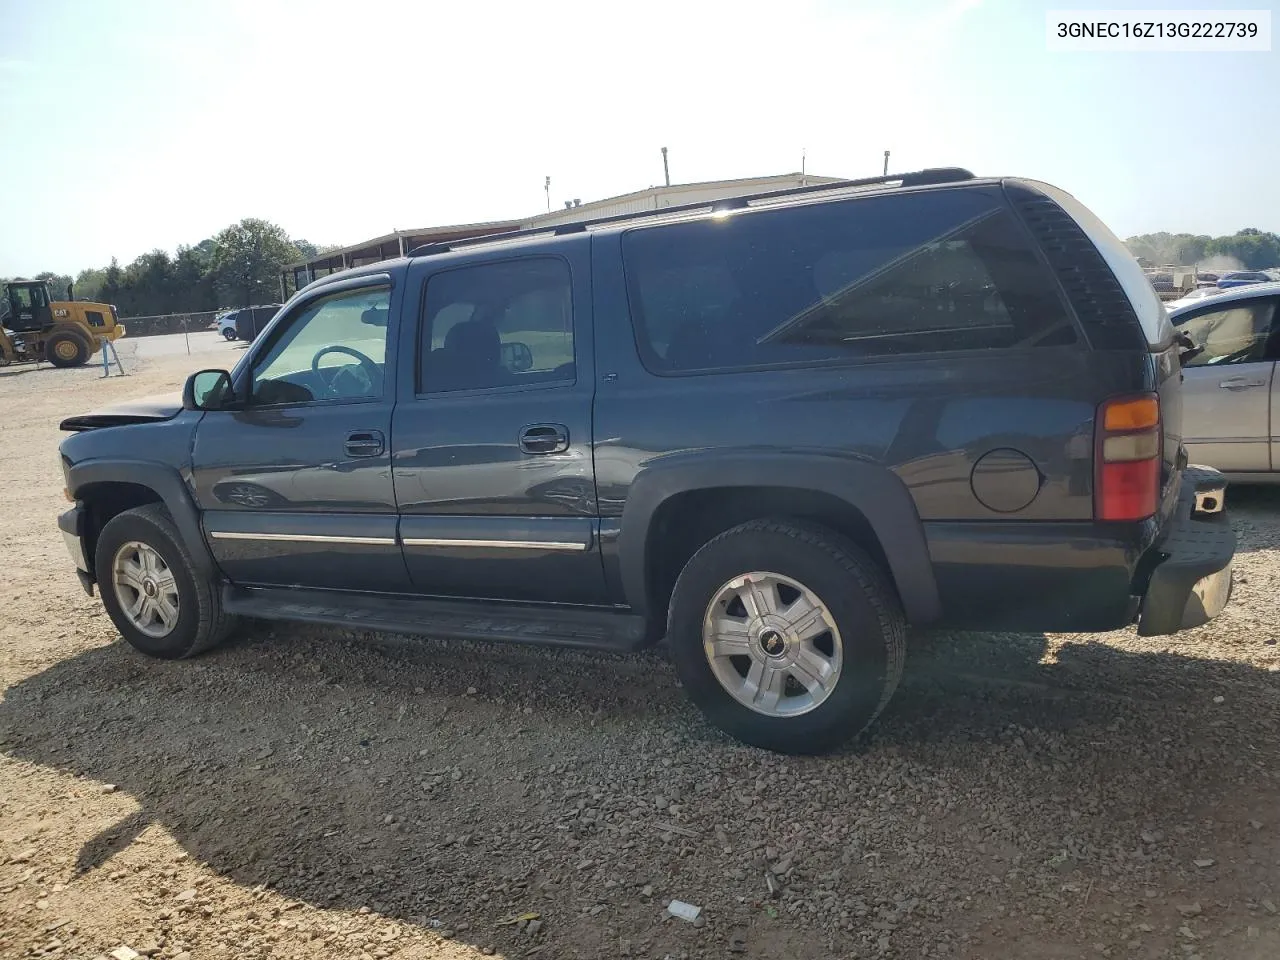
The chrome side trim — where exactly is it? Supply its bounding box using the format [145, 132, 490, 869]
[401, 537, 587, 551]
[209, 532, 396, 546]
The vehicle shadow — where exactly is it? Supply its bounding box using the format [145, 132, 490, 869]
[2, 623, 1278, 958]
[0, 363, 81, 379]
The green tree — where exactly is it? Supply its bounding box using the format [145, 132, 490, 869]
[1205, 229, 1280, 270]
[123, 250, 177, 315]
[74, 267, 107, 302]
[210, 218, 299, 307]
[173, 244, 217, 312]
[99, 258, 123, 308]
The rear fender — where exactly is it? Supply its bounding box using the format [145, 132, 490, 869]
[618, 452, 942, 624]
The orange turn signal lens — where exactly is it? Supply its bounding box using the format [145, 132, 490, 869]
[1103, 396, 1159, 432]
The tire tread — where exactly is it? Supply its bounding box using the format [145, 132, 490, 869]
[98, 503, 235, 658]
[668, 518, 906, 751]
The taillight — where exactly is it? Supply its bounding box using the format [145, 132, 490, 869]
[1096, 394, 1161, 521]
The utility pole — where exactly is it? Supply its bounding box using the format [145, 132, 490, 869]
[661, 147, 670, 187]
[883, 150, 890, 176]
[544, 176, 551, 213]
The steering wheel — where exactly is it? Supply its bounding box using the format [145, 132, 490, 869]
[311, 345, 379, 398]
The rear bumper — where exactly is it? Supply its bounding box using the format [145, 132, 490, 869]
[1136, 466, 1234, 636]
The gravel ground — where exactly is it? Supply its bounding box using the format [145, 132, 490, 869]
[1, 345, 1278, 960]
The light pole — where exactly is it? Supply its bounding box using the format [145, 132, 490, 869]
[544, 176, 551, 213]
[883, 150, 890, 175]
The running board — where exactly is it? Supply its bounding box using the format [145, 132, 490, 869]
[221, 585, 647, 652]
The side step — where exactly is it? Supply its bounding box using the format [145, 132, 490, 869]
[221, 585, 648, 652]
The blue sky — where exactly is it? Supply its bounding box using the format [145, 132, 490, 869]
[1, 0, 1275, 275]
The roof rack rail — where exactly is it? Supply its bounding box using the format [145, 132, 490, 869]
[406, 167, 975, 258]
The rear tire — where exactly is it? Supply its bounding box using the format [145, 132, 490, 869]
[94, 503, 237, 659]
[46, 330, 90, 367]
[667, 519, 906, 754]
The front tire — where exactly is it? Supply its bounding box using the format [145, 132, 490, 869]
[94, 503, 237, 659]
[222, 328, 238, 341]
[667, 520, 905, 754]
[46, 330, 90, 367]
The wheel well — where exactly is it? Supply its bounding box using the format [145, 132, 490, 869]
[644, 486, 896, 623]
[79, 482, 163, 575]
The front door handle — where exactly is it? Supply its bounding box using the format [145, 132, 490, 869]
[1219, 377, 1267, 390]
[345, 429, 385, 458]
[519, 423, 569, 454]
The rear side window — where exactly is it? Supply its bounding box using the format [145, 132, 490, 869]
[419, 258, 575, 393]
[623, 189, 1076, 374]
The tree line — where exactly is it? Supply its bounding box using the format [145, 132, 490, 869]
[1125, 228, 1280, 270]
[4, 219, 336, 318]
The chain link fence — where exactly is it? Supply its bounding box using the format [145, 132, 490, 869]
[120, 310, 222, 338]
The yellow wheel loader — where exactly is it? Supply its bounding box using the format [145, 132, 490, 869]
[0, 279, 125, 368]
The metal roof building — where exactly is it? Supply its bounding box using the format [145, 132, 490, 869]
[280, 172, 843, 297]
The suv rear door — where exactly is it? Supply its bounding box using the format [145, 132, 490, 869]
[390, 235, 607, 604]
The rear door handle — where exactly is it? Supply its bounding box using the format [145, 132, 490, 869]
[1219, 377, 1266, 389]
[519, 423, 569, 454]
[345, 429, 385, 458]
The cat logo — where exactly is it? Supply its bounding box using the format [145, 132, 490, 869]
[53, 308, 69, 318]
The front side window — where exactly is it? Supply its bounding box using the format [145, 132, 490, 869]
[419, 258, 574, 393]
[251, 286, 390, 405]
[1176, 299, 1277, 367]
[10, 286, 32, 309]
[623, 189, 1077, 374]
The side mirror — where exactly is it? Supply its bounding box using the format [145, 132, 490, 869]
[502, 341, 533, 372]
[183, 369, 235, 411]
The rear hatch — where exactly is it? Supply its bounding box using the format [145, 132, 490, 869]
[1007, 180, 1183, 519]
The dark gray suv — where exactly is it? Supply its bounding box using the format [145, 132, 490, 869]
[56, 168, 1235, 753]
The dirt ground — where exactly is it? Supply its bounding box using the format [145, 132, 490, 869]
[1, 341, 1278, 960]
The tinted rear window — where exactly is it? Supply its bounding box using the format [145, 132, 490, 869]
[622, 188, 1077, 374]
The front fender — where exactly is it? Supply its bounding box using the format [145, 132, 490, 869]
[66, 459, 214, 577]
[617, 451, 942, 625]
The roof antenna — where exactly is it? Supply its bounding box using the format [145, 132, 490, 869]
[883, 149, 890, 176]
[661, 146, 670, 187]
[544, 176, 551, 213]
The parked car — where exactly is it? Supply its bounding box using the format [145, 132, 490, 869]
[1217, 271, 1272, 289]
[213, 311, 239, 341]
[1168, 280, 1280, 481]
[55, 168, 1235, 754]
[231, 304, 282, 342]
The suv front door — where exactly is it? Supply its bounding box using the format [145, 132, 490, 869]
[1175, 296, 1280, 472]
[190, 274, 409, 591]
[391, 237, 607, 604]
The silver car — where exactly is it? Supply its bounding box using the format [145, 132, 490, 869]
[1169, 280, 1280, 481]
